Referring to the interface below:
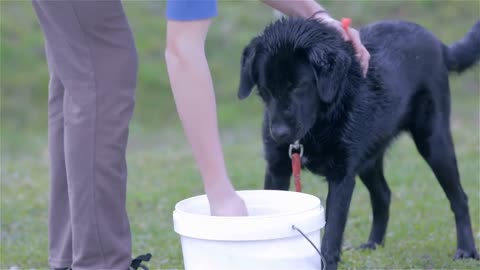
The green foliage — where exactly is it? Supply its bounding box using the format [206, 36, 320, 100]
[1, 1, 479, 269]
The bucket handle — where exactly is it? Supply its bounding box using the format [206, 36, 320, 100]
[292, 225, 326, 270]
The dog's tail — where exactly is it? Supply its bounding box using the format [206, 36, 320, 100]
[444, 20, 480, 73]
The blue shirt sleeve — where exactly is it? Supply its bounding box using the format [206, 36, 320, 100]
[166, 0, 218, 21]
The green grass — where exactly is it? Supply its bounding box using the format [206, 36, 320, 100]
[1, 0, 479, 269]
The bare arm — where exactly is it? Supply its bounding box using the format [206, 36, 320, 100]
[261, 0, 370, 76]
[165, 19, 247, 216]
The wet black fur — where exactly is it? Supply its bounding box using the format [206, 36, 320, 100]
[238, 18, 480, 269]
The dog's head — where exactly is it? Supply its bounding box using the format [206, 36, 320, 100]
[238, 18, 356, 143]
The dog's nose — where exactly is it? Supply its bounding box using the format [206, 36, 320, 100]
[271, 124, 291, 142]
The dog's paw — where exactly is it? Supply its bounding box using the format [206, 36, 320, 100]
[454, 248, 480, 260]
[359, 241, 377, 250]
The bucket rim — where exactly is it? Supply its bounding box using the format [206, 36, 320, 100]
[174, 190, 322, 219]
[172, 190, 325, 241]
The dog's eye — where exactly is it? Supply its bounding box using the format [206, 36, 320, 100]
[292, 83, 310, 95]
[292, 87, 305, 94]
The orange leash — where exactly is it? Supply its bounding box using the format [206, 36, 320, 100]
[341, 17, 353, 39]
[291, 153, 302, 192]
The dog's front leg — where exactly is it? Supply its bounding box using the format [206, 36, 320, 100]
[264, 166, 291, 190]
[263, 151, 292, 190]
[322, 175, 356, 270]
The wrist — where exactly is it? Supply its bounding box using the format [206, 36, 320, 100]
[204, 175, 236, 200]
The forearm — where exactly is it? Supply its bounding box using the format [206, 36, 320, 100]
[261, 0, 330, 19]
[165, 21, 234, 199]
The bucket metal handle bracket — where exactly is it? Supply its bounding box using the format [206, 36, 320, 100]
[292, 225, 325, 270]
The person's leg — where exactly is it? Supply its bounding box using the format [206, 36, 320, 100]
[44, 39, 73, 269]
[32, 1, 137, 269]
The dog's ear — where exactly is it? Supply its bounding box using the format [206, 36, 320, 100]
[308, 48, 351, 103]
[238, 39, 260, 100]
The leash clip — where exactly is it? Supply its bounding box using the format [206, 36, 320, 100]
[289, 140, 304, 158]
[289, 140, 303, 192]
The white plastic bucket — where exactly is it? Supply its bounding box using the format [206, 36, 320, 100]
[173, 190, 325, 270]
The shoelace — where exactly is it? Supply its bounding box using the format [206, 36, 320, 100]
[129, 253, 152, 270]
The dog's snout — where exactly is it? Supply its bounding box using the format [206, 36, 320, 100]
[271, 124, 292, 142]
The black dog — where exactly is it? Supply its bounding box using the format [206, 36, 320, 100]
[237, 18, 480, 269]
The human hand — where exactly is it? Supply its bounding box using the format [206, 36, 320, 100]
[313, 14, 370, 77]
[208, 191, 249, 216]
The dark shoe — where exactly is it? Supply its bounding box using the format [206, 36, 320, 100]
[50, 254, 152, 270]
[129, 253, 152, 270]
